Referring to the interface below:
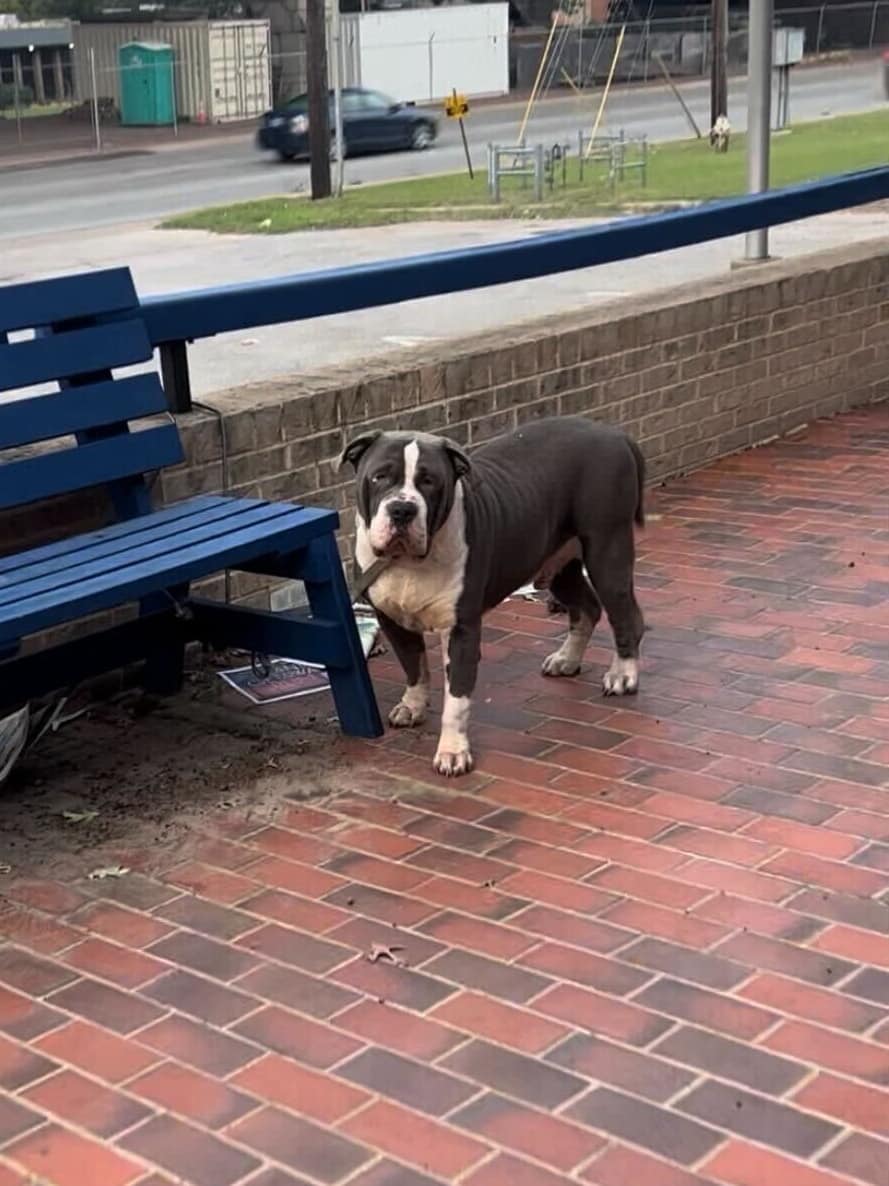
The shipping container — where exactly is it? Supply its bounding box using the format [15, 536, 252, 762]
[340, 4, 509, 105]
[71, 19, 271, 123]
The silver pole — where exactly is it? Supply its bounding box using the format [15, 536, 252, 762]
[12, 53, 23, 145]
[171, 59, 178, 137]
[330, 0, 345, 196]
[744, 0, 773, 261]
[89, 47, 102, 153]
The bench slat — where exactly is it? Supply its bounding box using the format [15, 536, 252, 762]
[0, 374, 168, 450]
[0, 268, 137, 335]
[0, 319, 152, 392]
[0, 500, 299, 606]
[0, 504, 336, 644]
[0, 424, 184, 510]
[0, 494, 227, 577]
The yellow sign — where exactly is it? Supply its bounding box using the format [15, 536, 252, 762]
[445, 92, 469, 119]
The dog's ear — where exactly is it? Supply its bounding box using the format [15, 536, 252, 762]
[339, 430, 382, 472]
[444, 439, 472, 479]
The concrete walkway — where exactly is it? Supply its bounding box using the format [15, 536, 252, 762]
[5, 208, 889, 398]
[0, 405, 887, 1186]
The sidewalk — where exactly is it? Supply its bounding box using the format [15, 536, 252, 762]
[0, 404, 887, 1186]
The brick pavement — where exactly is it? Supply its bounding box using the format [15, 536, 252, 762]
[0, 406, 888, 1186]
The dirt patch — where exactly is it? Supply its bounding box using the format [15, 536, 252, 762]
[0, 652, 357, 883]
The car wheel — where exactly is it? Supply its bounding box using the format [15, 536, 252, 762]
[410, 123, 434, 151]
[277, 149, 296, 163]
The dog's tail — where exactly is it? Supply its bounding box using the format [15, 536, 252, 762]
[628, 437, 646, 528]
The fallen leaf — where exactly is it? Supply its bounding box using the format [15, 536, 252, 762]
[367, 943, 404, 966]
[62, 810, 99, 824]
[88, 865, 130, 880]
[0, 863, 11, 874]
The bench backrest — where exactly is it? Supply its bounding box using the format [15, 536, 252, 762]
[0, 267, 184, 520]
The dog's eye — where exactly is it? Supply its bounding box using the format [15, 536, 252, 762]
[370, 471, 389, 484]
[417, 473, 436, 488]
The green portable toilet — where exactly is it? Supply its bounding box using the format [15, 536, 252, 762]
[118, 41, 175, 126]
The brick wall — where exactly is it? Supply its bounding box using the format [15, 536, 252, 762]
[5, 237, 889, 624]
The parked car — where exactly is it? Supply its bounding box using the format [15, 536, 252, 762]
[257, 87, 438, 162]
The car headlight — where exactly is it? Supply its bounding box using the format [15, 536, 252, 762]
[289, 115, 308, 133]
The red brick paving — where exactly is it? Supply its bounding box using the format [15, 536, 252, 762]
[1, 406, 888, 1185]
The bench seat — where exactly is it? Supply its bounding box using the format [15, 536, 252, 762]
[0, 495, 336, 646]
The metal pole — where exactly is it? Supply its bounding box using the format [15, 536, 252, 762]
[171, 59, 179, 137]
[331, 0, 345, 196]
[744, 0, 773, 261]
[89, 47, 102, 153]
[12, 53, 23, 145]
[815, 4, 825, 54]
[869, 0, 879, 47]
[710, 0, 728, 131]
[428, 33, 435, 101]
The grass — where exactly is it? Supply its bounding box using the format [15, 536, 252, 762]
[162, 109, 889, 235]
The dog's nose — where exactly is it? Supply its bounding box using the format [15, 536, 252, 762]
[388, 500, 418, 528]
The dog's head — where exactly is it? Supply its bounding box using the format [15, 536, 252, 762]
[339, 430, 471, 559]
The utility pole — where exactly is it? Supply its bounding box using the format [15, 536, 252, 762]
[710, 0, 728, 132]
[745, 0, 774, 260]
[305, 0, 331, 200]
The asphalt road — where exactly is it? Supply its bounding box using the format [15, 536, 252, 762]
[1, 60, 884, 239]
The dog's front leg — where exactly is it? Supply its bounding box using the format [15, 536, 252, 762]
[434, 622, 480, 778]
[377, 610, 429, 728]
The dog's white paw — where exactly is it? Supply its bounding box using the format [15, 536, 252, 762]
[603, 655, 639, 696]
[541, 650, 582, 677]
[389, 701, 426, 728]
[542, 649, 585, 678]
[433, 745, 474, 778]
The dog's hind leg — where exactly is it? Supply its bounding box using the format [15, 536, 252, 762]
[541, 559, 602, 677]
[377, 611, 429, 727]
[582, 525, 645, 695]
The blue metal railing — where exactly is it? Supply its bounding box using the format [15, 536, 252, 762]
[136, 166, 889, 411]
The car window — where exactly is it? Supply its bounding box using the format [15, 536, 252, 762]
[361, 91, 393, 112]
[283, 95, 307, 113]
[341, 91, 365, 113]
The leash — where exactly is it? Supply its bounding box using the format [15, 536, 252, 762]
[350, 556, 393, 605]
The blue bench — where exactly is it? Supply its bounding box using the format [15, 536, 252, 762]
[0, 267, 383, 739]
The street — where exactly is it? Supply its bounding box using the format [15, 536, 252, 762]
[0, 60, 883, 239]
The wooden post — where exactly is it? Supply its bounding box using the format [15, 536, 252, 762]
[306, 0, 332, 200]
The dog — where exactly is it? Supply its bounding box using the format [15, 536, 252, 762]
[710, 114, 731, 153]
[341, 416, 646, 777]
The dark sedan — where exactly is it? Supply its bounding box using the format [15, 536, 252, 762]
[257, 87, 438, 162]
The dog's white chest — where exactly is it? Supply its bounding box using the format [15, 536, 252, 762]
[370, 562, 463, 634]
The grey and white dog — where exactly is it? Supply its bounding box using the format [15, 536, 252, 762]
[341, 416, 646, 778]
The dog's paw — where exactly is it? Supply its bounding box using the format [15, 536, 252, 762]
[541, 650, 582, 677]
[388, 701, 426, 728]
[433, 746, 474, 778]
[603, 656, 639, 696]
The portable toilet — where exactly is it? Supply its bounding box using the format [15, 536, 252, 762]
[118, 41, 175, 126]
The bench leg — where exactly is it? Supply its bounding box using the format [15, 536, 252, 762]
[299, 535, 383, 739]
[140, 587, 188, 696]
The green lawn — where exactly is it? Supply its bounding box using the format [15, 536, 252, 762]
[163, 109, 889, 235]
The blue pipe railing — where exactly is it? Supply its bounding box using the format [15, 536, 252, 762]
[140, 165, 889, 411]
